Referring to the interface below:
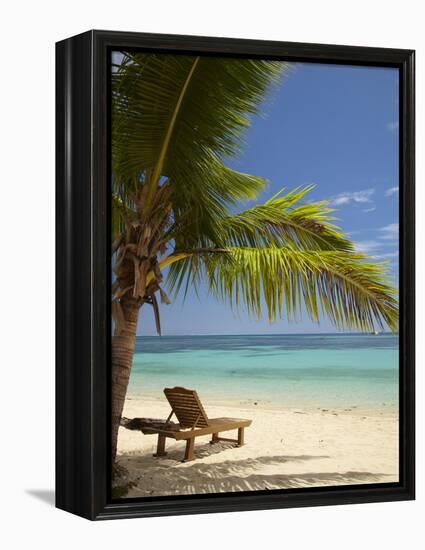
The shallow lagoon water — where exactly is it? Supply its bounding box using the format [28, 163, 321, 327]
[128, 333, 399, 408]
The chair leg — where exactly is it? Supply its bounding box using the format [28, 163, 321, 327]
[183, 437, 195, 462]
[210, 432, 219, 444]
[153, 434, 167, 457]
[237, 427, 245, 447]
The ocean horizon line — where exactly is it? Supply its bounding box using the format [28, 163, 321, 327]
[135, 331, 395, 338]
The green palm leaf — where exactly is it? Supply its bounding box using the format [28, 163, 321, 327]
[167, 247, 398, 332]
[202, 185, 355, 252]
[112, 53, 288, 224]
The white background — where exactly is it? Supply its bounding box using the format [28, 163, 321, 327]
[0, 0, 422, 548]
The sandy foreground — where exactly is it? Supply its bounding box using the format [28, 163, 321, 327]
[116, 395, 399, 498]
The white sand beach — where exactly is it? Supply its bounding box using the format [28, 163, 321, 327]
[116, 395, 399, 498]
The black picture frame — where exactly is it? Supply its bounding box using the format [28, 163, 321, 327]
[56, 29, 415, 521]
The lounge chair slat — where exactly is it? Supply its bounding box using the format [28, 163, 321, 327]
[165, 402, 203, 411]
[164, 387, 209, 428]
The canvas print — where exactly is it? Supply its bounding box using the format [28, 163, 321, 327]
[110, 52, 399, 499]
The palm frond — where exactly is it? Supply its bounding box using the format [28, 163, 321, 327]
[167, 247, 398, 332]
[112, 193, 134, 241]
[213, 185, 355, 251]
[112, 54, 288, 217]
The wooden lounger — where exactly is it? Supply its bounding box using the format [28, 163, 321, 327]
[142, 387, 252, 462]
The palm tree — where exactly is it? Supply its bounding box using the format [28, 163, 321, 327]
[111, 53, 398, 464]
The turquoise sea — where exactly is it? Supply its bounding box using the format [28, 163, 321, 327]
[128, 334, 399, 408]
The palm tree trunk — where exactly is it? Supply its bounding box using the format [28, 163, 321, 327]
[111, 296, 141, 465]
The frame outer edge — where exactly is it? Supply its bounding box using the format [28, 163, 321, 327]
[400, 49, 415, 499]
[56, 30, 97, 520]
[56, 30, 415, 520]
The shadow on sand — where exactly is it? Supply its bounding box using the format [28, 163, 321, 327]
[117, 441, 390, 497]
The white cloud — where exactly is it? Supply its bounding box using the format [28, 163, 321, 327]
[385, 186, 399, 197]
[330, 188, 375, 207]
[387, 121, 399, 132]
[354, 240, 381, 255]
[375, 251, 399, 259]
[379, 223, 399, 240]
[363, 207, 376, 213]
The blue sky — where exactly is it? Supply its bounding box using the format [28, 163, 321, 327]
[135, 61, 399, 336]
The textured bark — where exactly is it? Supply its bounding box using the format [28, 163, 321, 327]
[111, 296, 141, 465]
[111, 188, 172, 468]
